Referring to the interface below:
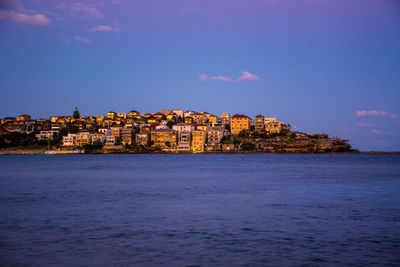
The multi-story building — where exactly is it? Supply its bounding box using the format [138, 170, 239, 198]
[110, 126, 121, 138]
[172, 123, 194, 133]
[177, 131, 191, 152]
[136, 132, 149, 147]
[191, 113, 208, 124]
[264, 117, 277, 124]
[196, 124, 209, 132]
[207, 129, 223, 144]
[107, 111, 117, 120]
[255, 115, 265, 133]
[62, 133, 77, 147]
[208, 115, 218, 124]
[172, 110, 184, 118]
[91, 134, 106, 144]
[128, 110, 140, 118]
[184, 110, 195, 118]
[99, 127, 111, 135]
[75, 132, 92, 147]
[121, 127, 133, 145]
[105, 135, 117, 146]
[221, 112, 230, 124]
[35, 130, 59, 141]
[151, 129, 177, 149]
[230, 114, 251, 135]
[117, 113, 127, 119]
[265, 120, 282, 134]
[17, 114, 31, 122]
[191, 130, 206, 153]
[184, 117, 194, 124]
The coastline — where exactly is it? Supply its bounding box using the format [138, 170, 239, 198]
[0, 149, 398, 155]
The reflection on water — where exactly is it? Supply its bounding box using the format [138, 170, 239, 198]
[0, 154, 399, 266]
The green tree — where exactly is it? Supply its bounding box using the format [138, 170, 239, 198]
[242, 142, 256, 151]
[73, 107, 80, 119]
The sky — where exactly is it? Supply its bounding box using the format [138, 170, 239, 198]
[0, 0, 399, 151]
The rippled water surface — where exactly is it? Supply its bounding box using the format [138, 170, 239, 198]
[0, 154, 399, 266]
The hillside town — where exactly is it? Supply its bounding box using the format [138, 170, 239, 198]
[0, 108, 357, 154]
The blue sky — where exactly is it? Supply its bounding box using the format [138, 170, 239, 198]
[0, 0, 399, 151]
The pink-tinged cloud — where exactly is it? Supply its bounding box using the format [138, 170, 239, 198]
[210, 75, 233, 82]
[238, 71, 261, 81]
[89, 25, 120, 33]
[0, 10, 7, 19]
[355, 122, 374, 128]
[199, 74, 233, 82]
[74, 35, 92, 45]
[0, 11, 51, 26]
[199, 74, 208, 81]
[355, 110, 397, 119]
[71, 2, 103, 19]
[371, 129, 385, 135]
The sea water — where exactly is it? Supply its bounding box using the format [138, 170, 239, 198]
[0, 154, 399, 266]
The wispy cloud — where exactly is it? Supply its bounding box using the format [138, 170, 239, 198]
[0, 10, 51, 26]
[371, 129, 385, 135]
[89, 24, 120, 33]
[355, 110, 397, 119]
[199, 71, 262, 82]
[69, 2, 103, 19]
[181, 7, 195, 14]
[355, 122, 374, 128]
[74, 35, 92, 45]
[199, 74, 208, 81]
[238, 71, 262, 81]
[210, 75, 233, 82]
[199, 74, 233, 82]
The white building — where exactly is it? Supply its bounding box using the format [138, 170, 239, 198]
[172, 123, 195, 134]
[35, 130, 60, 141]
[62, 133, 77, 146]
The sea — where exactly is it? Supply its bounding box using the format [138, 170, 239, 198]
[0, 154, 399, 266]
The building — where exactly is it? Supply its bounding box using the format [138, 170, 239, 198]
[140, 125, 152, 134]
[172, 110, 184, 118]
[184, 117, 194, 124]
[105, 135, 117, 146]
[208, 115, 218, 124]
[265, 120, 282, 134]
[35, 130, 59, 141]
[62, 133, 77, 147]
[230, 114, 251, 135]
[128, 110, 140, 118]
[91, 133, 106, 144]
[207, 129, 223, 144]
[177, 131, 191, 152]
[17, 114, 31, 122]
[107, 111, 117, 120]
[255, 115, 265, 133]
[172, 123, 194, 133]
[191, 113, 207, 124]
[121, 127, 133, 145]
[221, 112, 230, 124]
[151, 129, 177, 149]
[264, 117, 277, 124]
[110, 126, 121, 137]
[117, 113, 127, 119]
[75, 132, 92, 147]
[99, 128, 111, 135]
[136, 132, 149, 147]
[191, 130, 206, 152]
